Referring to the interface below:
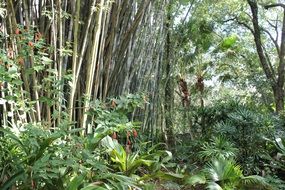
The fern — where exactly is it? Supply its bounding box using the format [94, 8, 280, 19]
[187, 158, 271, 189]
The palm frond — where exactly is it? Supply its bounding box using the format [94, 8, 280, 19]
[239, 175, 271, 189]
[199, 136, 238, 160]
[206, 182, 223, 190]
[205, 158, 242, 182]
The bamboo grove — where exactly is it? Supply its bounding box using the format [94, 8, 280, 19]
[0, 0, 172, 141]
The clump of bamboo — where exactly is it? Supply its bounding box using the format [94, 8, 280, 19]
[1, 0, 169, 141]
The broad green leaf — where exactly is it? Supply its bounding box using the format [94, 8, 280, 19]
[67, 174, 86, 190]
[185, 174, 206, 185]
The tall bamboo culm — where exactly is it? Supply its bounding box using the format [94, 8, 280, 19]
[0, 0, 169, 139]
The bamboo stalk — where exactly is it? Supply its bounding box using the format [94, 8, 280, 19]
[73, 0, 97, 92]
[108, 0, 151, 96]
[29, 53, 42, 122]
[68, 0, 81, 123]
[102, 3, 119, 100]
[23, 0, 31, 27]
[57, 0, 63, 125]
[94, 10, 107, 99]
[82, 0, 105, 133]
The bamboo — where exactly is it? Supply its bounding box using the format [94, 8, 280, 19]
[23, 0, 31, 27]
[68, 0, 81, 123]
[57, 0, 63, 125]
[29, 52, 42, 122]
[82, 0, 105, 132]
[1, 0, 169, 141]
[74, 0, 97, 89]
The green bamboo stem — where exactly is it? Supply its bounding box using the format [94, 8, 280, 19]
[68, 0, 81, 123]
[29, 53, 42, 122]
[82, 0, 105, 133]
[57, 0, 63, 125]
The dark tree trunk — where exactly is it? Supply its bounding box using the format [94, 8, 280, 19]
[247, 0, 285, 113]
[274, 86, 285, 113]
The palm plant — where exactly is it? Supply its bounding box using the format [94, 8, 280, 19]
[211, 105, 274, 174]
[262, 137, 285, 174]
[186, 158, 270, 190]
[199, 136, 238, 160]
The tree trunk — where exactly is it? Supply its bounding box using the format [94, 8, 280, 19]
[274, 86, 285, 113]
[164, 1, 175, 148]
[247, 0, 285, 113]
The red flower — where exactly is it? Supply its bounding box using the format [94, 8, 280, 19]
[112, 132, 117, 139]
[15, 28, 21, 35]
[18, 57, 24, 66]
[28, 41, 34, 47]
[133, 129, 138, 138]
[127, 139, 132, 145]
[111, 99, 116, 108]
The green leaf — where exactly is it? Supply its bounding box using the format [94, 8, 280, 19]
[221, 35, 238, 49]
[185, 174, 206, 186]
[40, 154, 50, 163]
[240, 175, 269, 188]
[161, 151, 173, 163]
[41, 56, 53, 64]
[0, 170, 25, 190]
[0, 128, 28, 154]
[28, 132, 63, 165]
[8, 66, 18, 74]
[179, 0, 191, 5]
[12, 79, 23, 86]
[275, 138, 285, 152]
[206, 182, 223, 190]
[33, 65, 45, 72]
[127, 158, 154, 175]
[155, 171, 184, 180]
[67, 174, 86, 190]
[140, 171, 183, 182]
[81, 185, 107, 190]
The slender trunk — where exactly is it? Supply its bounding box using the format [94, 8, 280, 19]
[57, 0, 63, 125]
[68, 0, 81, 122]
[82, 0, 105, 133]
[164, 2, 175, 148]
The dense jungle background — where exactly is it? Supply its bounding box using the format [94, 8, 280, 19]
[1, 0, 285, 189]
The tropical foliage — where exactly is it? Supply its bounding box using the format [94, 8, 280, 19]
[1, 0, 285, 189]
